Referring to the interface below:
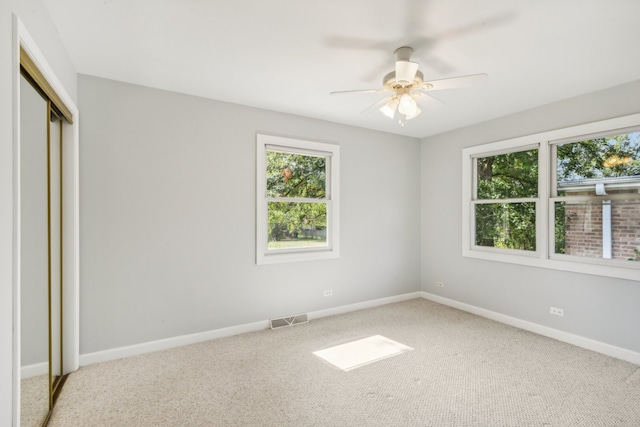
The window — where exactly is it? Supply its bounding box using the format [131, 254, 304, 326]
[462, 114, 640, 280]
[256, 134, 340, 264]
[552, 129, 640, 261]
[474, 148, 538, 253]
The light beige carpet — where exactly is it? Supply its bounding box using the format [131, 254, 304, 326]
[49, 299, 640, 426]
[21, 374, 49, 427]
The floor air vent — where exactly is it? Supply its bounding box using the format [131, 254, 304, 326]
[270, 313, 309, 330]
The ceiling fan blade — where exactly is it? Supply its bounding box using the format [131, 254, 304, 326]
[415, 92, 445, 110]
[422, 74, 488, 91]
[330, 88, 389, 95]
[360, 96, 393, 114]
[395, 60, 419, 84]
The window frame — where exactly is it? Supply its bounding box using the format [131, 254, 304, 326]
[256, 134, 340, 265]
[462, 113, 640, 281]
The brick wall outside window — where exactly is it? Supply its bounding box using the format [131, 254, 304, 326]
[563, 189, 640, 260]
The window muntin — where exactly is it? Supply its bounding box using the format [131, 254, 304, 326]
[472, 148, 538, 252]
[462, 113, 640, 280]
[257, 135, 339, 264]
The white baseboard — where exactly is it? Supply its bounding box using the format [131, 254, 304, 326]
[79, 292, 421, 367]
[82, 291, 637, 369]
[420, 292, 640, 366]
[308, 292, 421, 321]
[21, 362, 48, 379]
[80, 320, 270, 367]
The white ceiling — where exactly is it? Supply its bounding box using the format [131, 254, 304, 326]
[42, 0, 640, 139]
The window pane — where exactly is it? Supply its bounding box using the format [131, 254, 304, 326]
[556, 130, 640, 196]
[554, 200, 640, 261]
[475, 202, 536, 251]
[267, 202, 327, 250]
[266, 151, 326, 198]
[476, 149, 538, 199]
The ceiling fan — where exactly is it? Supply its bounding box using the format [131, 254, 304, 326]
[331, 46, 487, 126]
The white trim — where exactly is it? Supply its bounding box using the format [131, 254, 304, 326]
[308, 292, 421, 320]
[78, 290, 640, 371]
[469, 142, 541, 159]
[461, 151, 472, 255]
[80, 320, 270, 367]
[13, 16, 81, 425]
[80, 292, 421, 367]
[473, 197, 538, 205]
[11, 16, 21, 427]
[602, 201, 612, 259]
[552, 193, 640, 203]
[256, 134, 340, 265]
[537, 142, 550, 261]
[550, 124, 640, 146]
[265, 144, 333, 157]
[464, 114, 640, 157]
[462, 113, 640, 281]
[420, 292, 640, 365]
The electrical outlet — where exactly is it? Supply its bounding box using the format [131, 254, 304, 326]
[436, 282, 444, 288]
[549, 307, 564, 317]
[324, 290, 333, 297]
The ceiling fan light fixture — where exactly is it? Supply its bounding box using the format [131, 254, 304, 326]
[380, 97, 399, 119]
[404, 106, 422, 120]
[398, 94, 418, 116]
[330, 46, 488, 128]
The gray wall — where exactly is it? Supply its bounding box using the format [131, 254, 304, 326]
[78, 75, 421, 354]
[420, 79, 640, 353]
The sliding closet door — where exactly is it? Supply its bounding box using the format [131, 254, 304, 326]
[19, 41, 77, 425]
[20, 71, 68, 426]
[20, 74, 50, 426]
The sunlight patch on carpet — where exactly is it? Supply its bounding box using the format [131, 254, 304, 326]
[313, 335, 413, 371]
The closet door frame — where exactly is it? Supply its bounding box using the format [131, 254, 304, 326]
[12, 16, 80, 426]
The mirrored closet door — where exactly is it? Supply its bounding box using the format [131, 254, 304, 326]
[20, 57, 71, 427]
